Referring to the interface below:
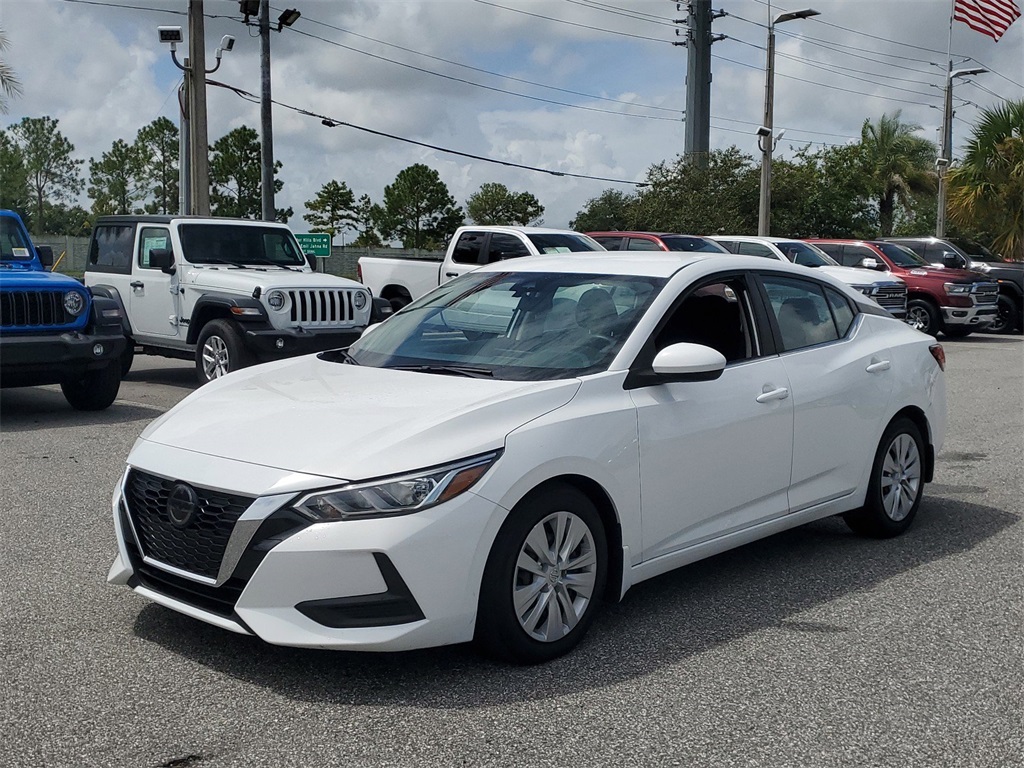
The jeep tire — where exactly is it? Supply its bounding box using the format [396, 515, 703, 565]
[60, 360, 121, 411]
[196, 319, 252, 385]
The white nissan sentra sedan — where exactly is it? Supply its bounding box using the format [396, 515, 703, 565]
[108, 253, 947, 663]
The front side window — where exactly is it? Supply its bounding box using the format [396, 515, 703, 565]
[843, 244, 882, 268]
[654, 277, 759, 362]
[735, 241, 776, 259]
[347, 271, 665, 380]
[591, 236, 624, 251]
[777, 241, 836, 267]
[524, 233, 603, 253]
[762, 276, 843, 351]
[138, 227, 171, 269]
[874, 242, 927, 267]
[178, 224, 305, 267]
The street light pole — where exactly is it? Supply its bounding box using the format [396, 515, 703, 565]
[757, 7, 819, 237]
[936, 66, 986, 238]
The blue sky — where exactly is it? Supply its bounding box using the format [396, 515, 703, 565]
[3, 0, 1022, 233]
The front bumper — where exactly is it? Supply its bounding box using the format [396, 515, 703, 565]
[0, 327, 125, 387]
[108, 442, 504, 651]
[940, 304, 997, 327]
[244, 326, 365, 361]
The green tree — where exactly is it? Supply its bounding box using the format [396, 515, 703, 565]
[859, 111, 936, 237]
[303, 179, 357, 242]
[570, 188, 638, 231]
[135, 117, 179, 215]
[209, 126, 292, 221]
[8, 116, 84, 234]
[88, 139, 148, 215]
[466, 182, 544, 226]
[41, 202, 91, 237]
[375, 164, 463, 249]
[948, 99, 1024, 260]
[351, 193, 383, 247]
[0, 129, 31, 221]
[0, 27, 22, 114]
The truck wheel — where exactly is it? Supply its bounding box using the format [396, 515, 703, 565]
[120, 342, 135, 377]
[906, 299, 941, 336]
[987, 294, 1021, 334]
[60, 361, 121, 411]
[196, 319, 252, 384]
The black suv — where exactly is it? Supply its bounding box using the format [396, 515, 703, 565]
[883, 237, 1023, 333]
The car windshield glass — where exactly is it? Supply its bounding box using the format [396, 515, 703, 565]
[346, 270, 665, 381]
[660, 236, 726, 253]
[874, 242, 927, 267]
[0, 216, 32, 260]
[948, 238, 1005, 263]
[179, 224, 306, 266]
[777, 241, 836, 267]
[525, 233, 604, 253]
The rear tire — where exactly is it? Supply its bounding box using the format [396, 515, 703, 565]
[60, 360, 121, 411]
[906, 299, 941, 336]
[196, 319, 252, 385]
[475, 484, 607, 664]
[844, 417, 926, 538]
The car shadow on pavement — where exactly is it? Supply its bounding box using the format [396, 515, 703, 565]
[131, 496, 1017, 708]
[0, 387, 166, 431]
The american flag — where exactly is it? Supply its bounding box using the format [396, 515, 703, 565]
[953, 0, 1022, 41]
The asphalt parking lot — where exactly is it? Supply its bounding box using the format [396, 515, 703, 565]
[1, 336, 1021, 768]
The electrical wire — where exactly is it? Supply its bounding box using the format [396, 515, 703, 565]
[472, 0, 672, 44]
[560, 0, 679, 28]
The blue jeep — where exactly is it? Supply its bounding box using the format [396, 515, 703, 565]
[1, 209, 126, 410]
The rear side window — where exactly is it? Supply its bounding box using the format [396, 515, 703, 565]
[486, 233, 531, 262]
[735, 241, 776, 259]
[591, 236, 624, 250]
[451, 232, 486, 264]
[89, 225, 135, 274]
[625, 237, 662, 251]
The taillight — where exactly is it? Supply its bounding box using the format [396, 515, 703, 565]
[929, 343, 946, 371]
[357, 263, 363, 282]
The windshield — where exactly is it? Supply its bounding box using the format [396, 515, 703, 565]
[777, 241, 837, 267]
[948, 238, 1006, 263]
[179, 224, 306, 267]
[0, 216, 33, 260]
[874, 242, 928, 267]
[525, 233, 604, 253]
[347, 270, 665, 380]
[661, 236, 728, 253]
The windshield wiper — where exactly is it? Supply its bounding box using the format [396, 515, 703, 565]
[197, 257, 246, 269]
[242, 256, 300, 271]
[390, 364, 493, 378]
[319, 349, 360, 365]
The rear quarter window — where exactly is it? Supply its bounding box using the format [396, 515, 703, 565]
[89, 225, 136, 274]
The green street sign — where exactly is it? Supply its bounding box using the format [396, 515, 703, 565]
[295, 233, 331, 257]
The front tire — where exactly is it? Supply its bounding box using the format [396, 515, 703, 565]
[196, 319, 252, 385]
[475, 484, 607, 664]
[987, 294, 1021, 334]
[844, 417, 926, 538]
[60, 360, 121, 411]
[906, 299, 941, 336]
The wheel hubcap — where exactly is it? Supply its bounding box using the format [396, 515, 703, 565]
[513, 511, 597, 643]
[907, 307, 928, 331]
[880, 433, 921, 521]
[201, 336, 230, 380]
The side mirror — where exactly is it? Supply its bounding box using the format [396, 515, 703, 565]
[942, 252, 965, 269]
[858, 257, 882, 271]
[149, 248, 176, 274]
[651, 342, 726, 382]
[36, 245, 54, 267]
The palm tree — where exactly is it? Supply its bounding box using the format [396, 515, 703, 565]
[860, 111, 936, 236]
[0, 27, 22, 114]
[947, 100, 1024, 261]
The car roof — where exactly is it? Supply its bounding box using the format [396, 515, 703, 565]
[708, 235, 807, 244]
[587, 231, 710, 238]
[94, 215, 291, 227]
[465, 225, 590, 236]
[470, 251, 814, 279]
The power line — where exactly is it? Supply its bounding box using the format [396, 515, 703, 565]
[206, 78, 648, 186]
[472, 0, 672, 44]
[560, 0, 678, 28]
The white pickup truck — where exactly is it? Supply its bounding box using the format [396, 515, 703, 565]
[357, 226, 605, 311]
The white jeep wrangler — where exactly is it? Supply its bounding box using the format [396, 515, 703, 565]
[85, 215, 385, 384]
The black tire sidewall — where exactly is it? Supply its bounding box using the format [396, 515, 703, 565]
[848, 417, 926, 538]
[60, 361, 121, 411]
[476, 484, 608, 664]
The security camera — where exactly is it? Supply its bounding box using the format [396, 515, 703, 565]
[756, 126, 771, 138]
[220, 35, 235, 52]
[158, 26, 183, 45]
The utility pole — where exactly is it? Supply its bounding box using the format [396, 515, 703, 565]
[178, 79, 191, 215]
[259, 0, 275, 221]
[681, 1, 725, 168]
[188, 0, 211, 216]
[936, 66, 986, 237]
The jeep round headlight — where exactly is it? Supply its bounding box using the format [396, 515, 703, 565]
[353, 291, 367, 310]
[267, 290, 286, 310]
[63, 291, 85, 316]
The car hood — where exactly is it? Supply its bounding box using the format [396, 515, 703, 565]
[137, 355, 581, 481]
[816, 265, 903, 287]
[0, 267, 84, 287]
[183, 266, 365, 292]
[905, 266, 997, 282]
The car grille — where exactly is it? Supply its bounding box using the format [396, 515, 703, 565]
[972, 283, 999, 305]
[124, 469, 255, 580]
[0, 290, 74, 329]
[870, 284, 908, 313]
[287, 288, 359, 326]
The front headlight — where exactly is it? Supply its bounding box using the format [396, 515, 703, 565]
[294, 451, 502, 521]
[353, 290, 367, 310]
[944, 282, 972, 294]
[266, 290, 286, 310]
[852, 285, 873, 296]
[63, 290, 86, 316]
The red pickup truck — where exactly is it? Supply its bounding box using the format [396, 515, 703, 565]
[808, 239, 999, 338]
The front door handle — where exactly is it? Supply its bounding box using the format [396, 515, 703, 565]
[130, 281, 144, 289]
[445, 272, 458, 278]
[756, 386, 790, 403]
[866, 360, 891, 373]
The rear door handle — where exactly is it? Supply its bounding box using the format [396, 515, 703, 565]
[756, 386, 790, 403]
[130, 281, 144, 289]
[866, 360, 891, 373]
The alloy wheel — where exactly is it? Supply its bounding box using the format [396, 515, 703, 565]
[201, 335, 230, 380]
[906, 306, 929, 332]
[880, 433, 921, 522]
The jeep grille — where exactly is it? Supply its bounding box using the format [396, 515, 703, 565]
[287, 288, 359, 326]
[0, 290, 75, 329]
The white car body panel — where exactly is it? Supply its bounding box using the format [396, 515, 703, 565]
[109, 252, 946, 653]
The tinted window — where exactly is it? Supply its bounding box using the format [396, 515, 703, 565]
[655, 277, 759, 362]
[625, 237, 662, 251]
[487, 233, 531, 262]
[825, 287, 855, 337]
[873, 242, 926, 267]
[777, 241, 835, 267]
[525, 233, 603, 253]
[0, 216, 32, 259]
[660, 236, 727, 253]
[89, 225, 135, 274]
[591, 236, 624, 251]
[138, 227, 171, 269]
[451, 232, 486, 264]
[762, 276, 841, 351]
[735, 241, 776, 259]
[843, 244, 880, 268]
[813, 242, 842, 258]
[949, 238, 1003, 262]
